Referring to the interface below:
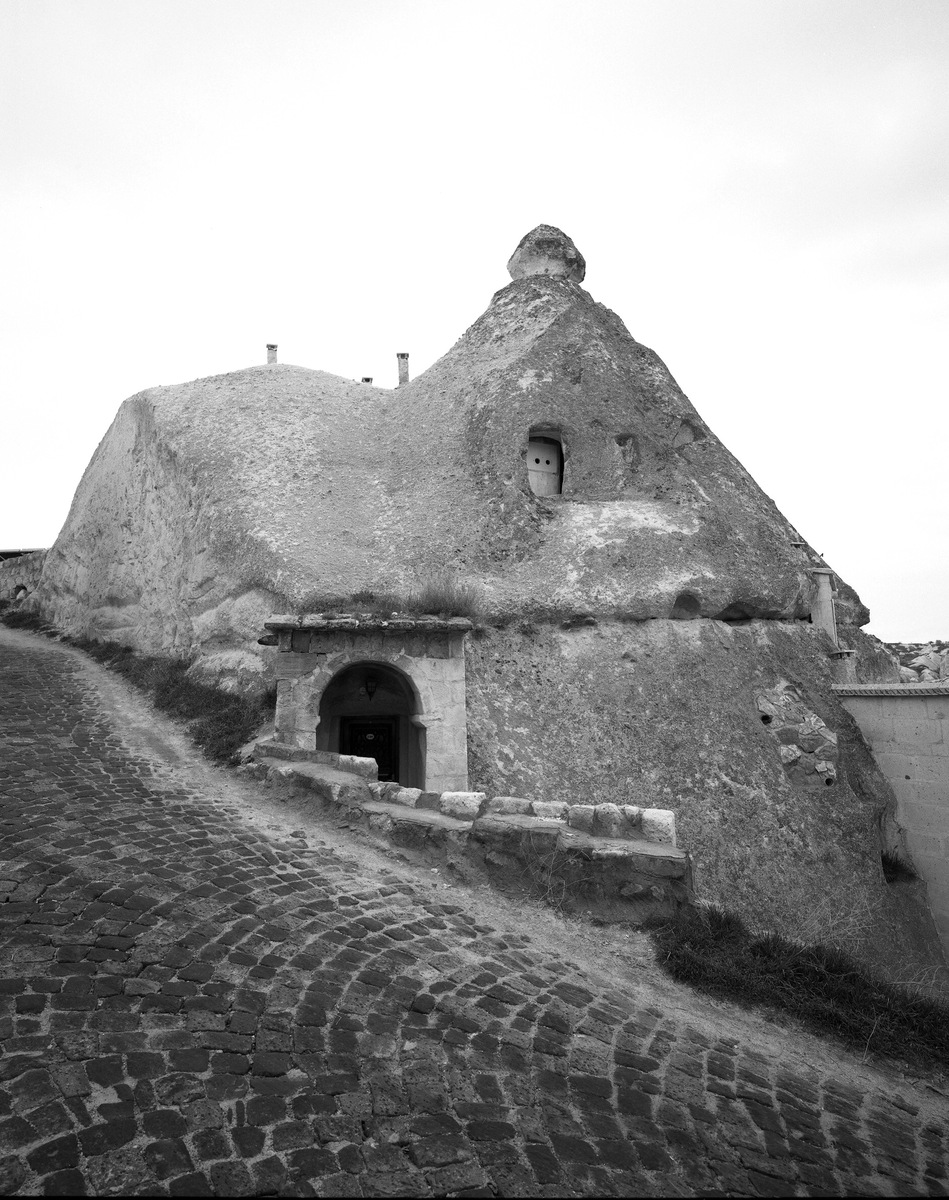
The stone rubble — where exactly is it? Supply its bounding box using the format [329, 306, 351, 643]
[887, 640, 949, 684]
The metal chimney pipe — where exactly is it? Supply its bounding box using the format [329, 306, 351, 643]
[266, 344, 277, 364]
[397, 352, 409, 386]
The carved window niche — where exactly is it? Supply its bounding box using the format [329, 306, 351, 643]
[527, 428, 564, 496]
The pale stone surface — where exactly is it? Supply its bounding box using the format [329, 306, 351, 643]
[389, 787, 422, 809]
[640, 808, 677, 846]
[622, 805, 642, 828]
[593, 803, 627, 838]
[487, 796, 532, 815]
[506, 224, 586, 283]
[531, 800, 568, 821]
[840, 689, 949, 957]
[567, 804, 595, 833]
[439, 791, 487, 821]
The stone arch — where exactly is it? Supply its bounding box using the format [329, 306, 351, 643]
[273, 633, 470, 792]
[316, 660, 424, 787]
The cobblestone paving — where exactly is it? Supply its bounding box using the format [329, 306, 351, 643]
[2, 629, 949, 1197]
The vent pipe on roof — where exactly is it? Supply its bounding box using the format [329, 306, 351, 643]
[266, 344, 277, 364]
[397, 352, 409, 386]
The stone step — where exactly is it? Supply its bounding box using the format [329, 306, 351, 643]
[253, 740, 378, 780]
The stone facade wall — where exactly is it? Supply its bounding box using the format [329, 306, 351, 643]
[837, 684, 949, 955]
[272, 627, 469, 793]
[0, 551, 46, 601]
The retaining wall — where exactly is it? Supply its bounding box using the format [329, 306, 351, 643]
[0, 551, 46, 601]
[836, 683, 949, 954]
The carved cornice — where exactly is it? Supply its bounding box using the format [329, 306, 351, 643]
[833, 683, 949, 697]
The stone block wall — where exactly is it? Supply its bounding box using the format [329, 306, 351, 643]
[837, 684, 949, 954]
[268, 619, 470, 793]
[0, 551, 46, 601]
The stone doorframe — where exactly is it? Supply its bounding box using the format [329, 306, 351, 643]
[262, 615, 472, 793]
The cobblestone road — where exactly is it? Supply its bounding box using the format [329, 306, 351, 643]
[2, 628, 949, 1197]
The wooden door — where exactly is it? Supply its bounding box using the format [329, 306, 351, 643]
[340, 717, 400, 782]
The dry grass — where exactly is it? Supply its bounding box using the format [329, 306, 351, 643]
[519, 831, 597, 912]
[882, 848, 918, 883]
[648, 903, 949, 1067]
[290, 576, 485, 622]
[403, 576, 484, 621]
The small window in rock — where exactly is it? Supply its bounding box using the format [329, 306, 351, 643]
[527, 434, 563, 496]
[670, 591, 701, 620]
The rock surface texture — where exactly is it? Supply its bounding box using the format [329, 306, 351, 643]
[889, 640, 949, 684]
[506, 223, 587, 282]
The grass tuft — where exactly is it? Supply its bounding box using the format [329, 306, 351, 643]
[0, 609, 51, 633]
[882, 848, 918, 883]
[648, 903, 949, 1067]
[290, 576, 484, 622]
[403, 575, 484, 621]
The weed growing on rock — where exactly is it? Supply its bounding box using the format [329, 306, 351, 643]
[648, 903, 949, 1067]
[289, 577, 484, 622]
[404, 575, 484, 621]
[882, 849, 918, 883]
[520, 831, 597, 913]
[292, 591, 346, 617]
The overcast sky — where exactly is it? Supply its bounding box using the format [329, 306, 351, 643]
[2, 0, 947, 641]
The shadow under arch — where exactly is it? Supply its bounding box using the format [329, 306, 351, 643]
[315, 659, 425, 787]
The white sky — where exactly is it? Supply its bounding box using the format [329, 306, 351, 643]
[2, 0, 947, 641]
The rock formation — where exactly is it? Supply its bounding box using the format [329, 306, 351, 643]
[888, 641, 949, 683]
[30, 225, 945, 979]
[506, 223, 586, 282]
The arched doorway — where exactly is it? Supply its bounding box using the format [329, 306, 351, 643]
[316, 662, 424, 787]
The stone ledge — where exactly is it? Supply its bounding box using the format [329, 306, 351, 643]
[469, 813, 691, 914]
[254, 740, 378, 780]
[486, 796, 676, 846]
[245, 750, 692, 917]
[473, 815, 687, 875]
[834, 684, 949, 697]
[362, 800, 473, 833]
